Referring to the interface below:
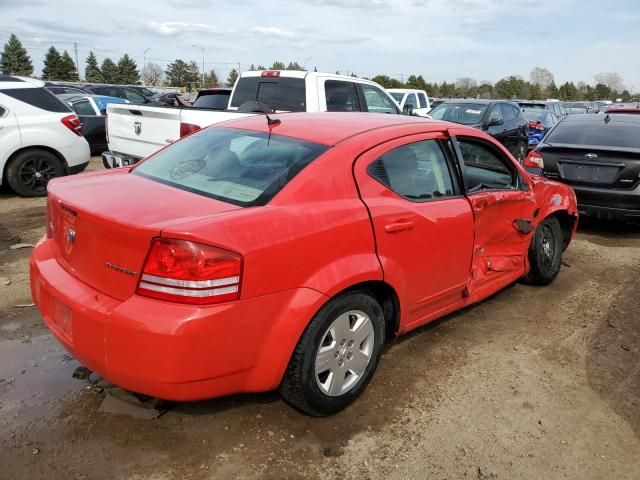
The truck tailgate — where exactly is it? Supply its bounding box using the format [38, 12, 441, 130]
[107, 104, 181, 158]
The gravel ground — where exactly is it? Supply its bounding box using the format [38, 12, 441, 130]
[1, 159, 639, 480]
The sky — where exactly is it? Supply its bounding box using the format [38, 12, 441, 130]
[0, 0, 638, 91]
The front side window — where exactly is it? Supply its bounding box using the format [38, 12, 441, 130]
[133, 127, 328, 206]
[457, 139, 515, 192]
[124, 89, 146, 103]
[487, 104, 503, 124]
[72, 99, 96, 116]
[367, 139, 455, 201]
[501, 103, 517, 121]
[361, 84, 398, 114]
[325, 80, 360, 112]
[404, 93, 418, 109]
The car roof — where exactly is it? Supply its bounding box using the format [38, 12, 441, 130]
[438, 99, 497, 105]
[220, 112, 447, 146]
[0, 75, 44, 89]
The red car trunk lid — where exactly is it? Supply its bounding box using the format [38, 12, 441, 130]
[47, 171, 242, 301]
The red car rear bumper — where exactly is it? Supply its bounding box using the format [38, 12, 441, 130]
[30, 238, 328, 401]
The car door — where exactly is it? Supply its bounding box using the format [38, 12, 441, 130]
[353, 132, 474, 332]
[415, 92, 430, 117]
[0, 103, 21, 170]
[449, 131, 537, 301]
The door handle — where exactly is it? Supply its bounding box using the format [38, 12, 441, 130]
[384, 221, 415, 234]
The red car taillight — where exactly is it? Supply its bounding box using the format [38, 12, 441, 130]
[61, 114, 83, 136]
[528, 121, 546, 131]
[180, 122, 201, 138]
[136, 238, 242, 305]
[524, 151, 545, 169]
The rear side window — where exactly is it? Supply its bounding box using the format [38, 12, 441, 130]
[368, 140, 455, 201]
[501, 103, 518, 121]
[193, 92, 231, 109]
[0, 87, 71, 113]
[458, 139, 515, 191]
[545, 120, 640, 149]
[230, 77, 306, 112]
[133, 127, 328, 207]
[325, 80, 360, 112]
[417, 93, 428, 109]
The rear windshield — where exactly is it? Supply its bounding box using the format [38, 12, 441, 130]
[523, 110, 546, 122]
[546, 118, 640, 149]
[133, 127, 328, 206]
[230, 77, 306, 112]
[429, 103, 488, 125]
[519, 103, 546, 109]
[0, 87, 71, 113]
[193, 92, 230, 109]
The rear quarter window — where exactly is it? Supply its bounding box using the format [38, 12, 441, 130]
[0, 87, 71, 113]
[132, 127, 328, 206]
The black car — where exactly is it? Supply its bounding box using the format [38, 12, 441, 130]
[82, 85, 162, 105]
[517, 100, 567, 118]
[192, 88, 232, 109]
[152, 91, 183, 105]
[429, 99, 530, 161]
[525, 114, 640, 221]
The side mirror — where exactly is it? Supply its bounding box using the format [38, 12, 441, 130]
[403, 104, 414, 116]
[485, 118, 503, 129]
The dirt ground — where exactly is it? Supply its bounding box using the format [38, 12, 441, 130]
[1, 159, 639, 480]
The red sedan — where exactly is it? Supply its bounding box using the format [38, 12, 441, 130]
[31, 113, 578, 416]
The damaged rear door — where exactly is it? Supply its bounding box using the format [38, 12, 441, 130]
[449, 132, 538, 301]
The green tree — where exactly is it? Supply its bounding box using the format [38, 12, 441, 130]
[406, 74, 428, 91]
[100, 58, 118, 84]
[371, 75, 403, 89]
[494, 75, 525, 99]
[116, 54, 139, 84]
[59, 50, 79, 81]
[477, 81, 494, 99]
[440, 81, 457, 97]
[226, 68, 239, 87]
[594, 83, 611, 100]
[85, 51, 102, 82]
[187, 61, 200, 86]
[529, 83, 543, 100]
[0, 34, 33, 76]
[41, 46, 63, 80]
[203, 69, 219, 88]
[270, 61, 285, 70]
[620, 90, 632, 103]
[165, 59, 191, 87]
[286, 61, 304, 71]
[547, 81, 559, 99]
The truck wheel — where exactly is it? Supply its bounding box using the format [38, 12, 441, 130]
[280, 291, 385, 416]
[6, 149, 64, 197]
[524, 216, 563, 286]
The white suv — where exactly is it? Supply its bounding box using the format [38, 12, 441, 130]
[387, 88, 432, 117]
[0, 75, 90, 197]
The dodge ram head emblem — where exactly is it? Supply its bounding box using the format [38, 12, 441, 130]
[134, 121, 142, 136]
[585, 153, 598, 159]
[63, 227, 76, 254]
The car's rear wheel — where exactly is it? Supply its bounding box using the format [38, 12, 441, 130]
[6, 149, 64, 197]
[524, 216, 563, 285]
[280, 291, 385, 416]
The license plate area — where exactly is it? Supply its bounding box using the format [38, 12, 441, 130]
[559, 162, 621, 184]
[52, 298, 73, 341]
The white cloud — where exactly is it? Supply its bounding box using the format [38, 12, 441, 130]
[251, 26, 295, 39]
[146, 21, 220, 36]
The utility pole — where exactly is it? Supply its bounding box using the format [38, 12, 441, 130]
[74, 42, 80, 79]
[237, 62, 241, 75]
[192, 45, 205, 88]
[143, 48, 150, 70]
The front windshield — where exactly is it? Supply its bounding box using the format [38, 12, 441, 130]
[429, 103, 489, 125]
[133, 127, 328, 206]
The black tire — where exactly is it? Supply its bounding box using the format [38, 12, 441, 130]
[280, 291, 385, 416]
[6, 149, 64, 197]
[524, 216, 564, 285]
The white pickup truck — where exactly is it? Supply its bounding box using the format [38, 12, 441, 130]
[103, 70, 403, 167]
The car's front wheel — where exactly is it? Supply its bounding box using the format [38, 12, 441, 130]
[280, 291, 385, 416]
[6, 149, 64, 197]
[524, 216, 564, 285]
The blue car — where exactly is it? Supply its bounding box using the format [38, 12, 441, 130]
[522, 108, 559, 149]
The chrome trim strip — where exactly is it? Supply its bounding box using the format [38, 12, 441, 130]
[141, 274, 239, 288]
[138, 282, 238, 298]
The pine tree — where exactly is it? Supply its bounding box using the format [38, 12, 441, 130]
[116, 54, 139, 84]
[85, 51, 102, 82]
[165, 59, 190, 87]
[100, 58, 118, 84]
[59, 50, 79, 81]
[187, 60, 200, 85]
[41, 46, 63, 80]
[286, 61, 304, 71]
[203, 69, 219, 88]
[0, 34, 33, 76]
[226, 68, 239, 87]
[270, 61, 285, 70]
